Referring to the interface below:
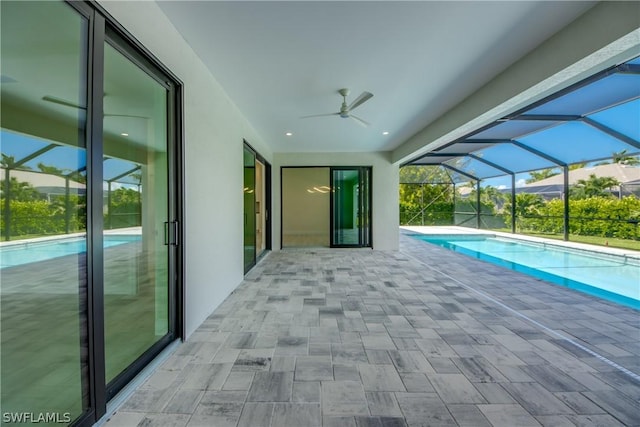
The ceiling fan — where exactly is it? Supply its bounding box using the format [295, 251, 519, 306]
[42, 95, 148, 119]
[301, 88, 373, 127]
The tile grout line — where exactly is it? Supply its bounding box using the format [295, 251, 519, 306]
[402, 249, 640, 384]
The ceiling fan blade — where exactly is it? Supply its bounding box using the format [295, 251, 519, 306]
[42, 95, 86, 109]
[350, 114, 370, 127]
[43, 97, 149, 119]
[300, 112, 340, 119]
[348, 91, 373, 111]
[104, 113, 149, 120]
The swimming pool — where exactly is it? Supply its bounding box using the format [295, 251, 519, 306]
[411, 234, 640, 310]
[0, 235, 141, 269]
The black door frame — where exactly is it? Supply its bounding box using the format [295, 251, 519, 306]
[243, 140, 272, 273]
[330, 166, 373, 248]
[64, 2, 185, 425]
[279, 166, 372, 249]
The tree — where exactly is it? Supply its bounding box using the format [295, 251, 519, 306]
[570, 174, 619, 199]
[106, 187, 141, 228]
[467, 185, 507, 213]
[1, 154, 17, 169]
[505, 193, 545, 217]
[569, 163, 587, 171]
[37, 162, 65, 176]
[612, 150, 640, 166]
[66, 170, 87, 184]
[502, 193, 546, 232]
[37, 162, 86, 184]
[0, 177, 42, 201]
[526, 168, 559, 183]
[399, 166, 453, 225]
[399, 165, 450, 184]
[482, 186, 508, 211]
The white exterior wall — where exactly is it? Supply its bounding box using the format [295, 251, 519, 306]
[99, 1, 273, 337]
[273, 152, 399, 251]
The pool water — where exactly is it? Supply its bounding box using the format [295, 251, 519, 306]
[0, 235, 141, 269]
[413, 234, 640, 310]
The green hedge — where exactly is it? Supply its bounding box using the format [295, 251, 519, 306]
[401, 189, 639, 240]
[0, 199, 85, 237]
[400, 201, 454, 225]
[509, 196, 640, 239]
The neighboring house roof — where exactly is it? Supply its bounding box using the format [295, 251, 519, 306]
[1, 168, 86, 194]
[514, 163, 640, 196]
[521, 163, 640, 188]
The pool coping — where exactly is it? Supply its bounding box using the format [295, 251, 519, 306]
[400, 225, 640, 263]
[0, 227, 142, 248]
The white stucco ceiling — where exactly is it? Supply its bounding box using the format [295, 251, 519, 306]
[156, 1, 595, 154]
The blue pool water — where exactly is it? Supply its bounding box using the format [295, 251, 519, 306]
[0, 235, 141, 269]
[412, 234, 640, 310]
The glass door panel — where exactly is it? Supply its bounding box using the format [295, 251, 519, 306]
[331, 167, 372, 247]
[0, 1, 89, 422]
[244, 147, 256, 272]
[282, 167, 330, 247]
[103, 41, 170, 384]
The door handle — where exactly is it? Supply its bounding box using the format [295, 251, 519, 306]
[171, 221, 179, 246]
[164, 221, 179, 246]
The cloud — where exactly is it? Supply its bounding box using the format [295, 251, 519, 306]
[516, 179, 526, 187]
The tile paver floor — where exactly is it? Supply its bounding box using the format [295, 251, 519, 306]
[106, 232, 640, 426]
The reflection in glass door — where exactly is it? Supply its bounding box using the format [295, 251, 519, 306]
[102, 38, 173, 388]
[281, 167, 331, 247]
[331, 167, 372, 247]
[0, 1, 89, 421]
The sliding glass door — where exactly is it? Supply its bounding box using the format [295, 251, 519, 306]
[102, 34, 176, 393]
[331, 167, 371, 247]
[244, 143, 270, 273]
[0, 2, 182, 424]
[281, 166, 371, 248]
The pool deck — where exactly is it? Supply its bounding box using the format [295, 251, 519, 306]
[107, 229, 640, 427]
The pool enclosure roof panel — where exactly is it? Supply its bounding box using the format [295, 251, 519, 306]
[443, 156, 507, 180]
[473, 143, 557, 173]
[406, 56, 640, 178]
[411, 154, 459, 165]
[518, 121, 639, 165]
[468, 120, 560, 140]
[527, 73, 640, 117]
[589, 98, 640, 143]
[1, 128, 142, 185]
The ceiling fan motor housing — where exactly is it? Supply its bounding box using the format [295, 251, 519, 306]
[339, 88, 350, 117]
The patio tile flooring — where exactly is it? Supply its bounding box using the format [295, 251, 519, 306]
[106, 232, 640, 426]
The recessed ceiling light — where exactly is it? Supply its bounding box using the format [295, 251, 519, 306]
[285, 132, 293, 136]
[382, 131, 389, 135]
[121, 133, 129, 137]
